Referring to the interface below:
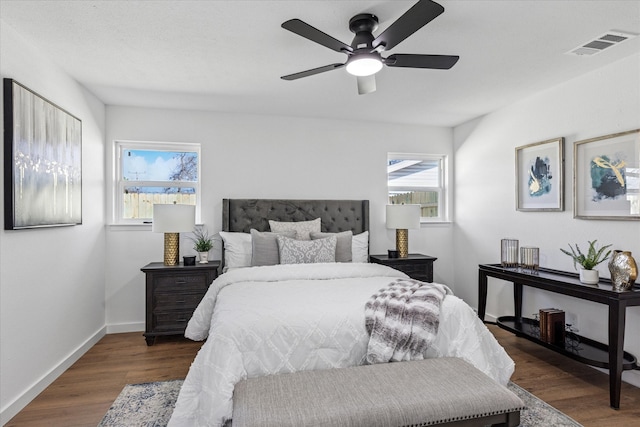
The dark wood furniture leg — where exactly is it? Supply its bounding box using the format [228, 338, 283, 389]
[478, 270, 488, 321]
[514, 282, 523, 331]
[609, 301, 626, 409]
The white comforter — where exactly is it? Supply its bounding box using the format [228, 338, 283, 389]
[168, 263, 514, 427]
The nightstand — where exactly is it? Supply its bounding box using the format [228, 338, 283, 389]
[141, 261, 219, 345]
[369, 254, 437, 282]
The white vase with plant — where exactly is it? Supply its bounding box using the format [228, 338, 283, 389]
[190, 226, 214, 264]
[560, 240, 612, 284]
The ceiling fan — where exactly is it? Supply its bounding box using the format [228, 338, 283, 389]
[280, 0, 459, 95]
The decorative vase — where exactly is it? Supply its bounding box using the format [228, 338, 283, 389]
[501, 238, 519, 268]
[579, 268, 599, 285]
[198, 251, 209, 264]
[608, 250, 638, 292]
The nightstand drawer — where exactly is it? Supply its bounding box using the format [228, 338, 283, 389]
[369, 254, 436, 282]
[395, 263, 429, 278]
[154, 292, 205, 311]
[153, 310, 193, 332]
[154, 274, 208, 292]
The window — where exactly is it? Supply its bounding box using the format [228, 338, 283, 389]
[114, 141, 201, 224]
[387, 153, 448, 222]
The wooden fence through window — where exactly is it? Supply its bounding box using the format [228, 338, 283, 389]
[123, 193, 196, 219]
[390, 191, 438, 218]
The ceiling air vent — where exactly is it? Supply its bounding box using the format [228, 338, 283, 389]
[567, 31, 637, 56]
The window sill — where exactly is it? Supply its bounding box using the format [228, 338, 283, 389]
[108, 223, 152, 231]
[107, 223, 205, 231]
[420, 220, 452, 226]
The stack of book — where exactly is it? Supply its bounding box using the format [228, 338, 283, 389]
[539, 308, 565, 345]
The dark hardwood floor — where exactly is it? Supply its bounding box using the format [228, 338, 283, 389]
[6, 325, 640, 426]
[5, 334, 202, 427]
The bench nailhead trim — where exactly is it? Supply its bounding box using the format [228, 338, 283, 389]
[400, 406, 526, 427]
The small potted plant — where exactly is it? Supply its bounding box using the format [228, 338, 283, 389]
[190, 226, 214, 264]
[560, 240, 612, 284]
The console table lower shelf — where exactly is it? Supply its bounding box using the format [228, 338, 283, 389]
[497, 316, 637, 370]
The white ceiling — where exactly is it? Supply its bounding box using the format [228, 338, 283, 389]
[1, 0, 639, 127]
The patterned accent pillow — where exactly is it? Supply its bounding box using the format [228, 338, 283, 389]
[310, 231, 353, 262]
[277, 235, 337, 264]
[268, 218, 321, 240]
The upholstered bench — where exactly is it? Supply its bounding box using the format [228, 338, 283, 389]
[232, 357, 524, 427]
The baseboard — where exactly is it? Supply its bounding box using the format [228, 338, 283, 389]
[593, 366, 640, 389]
[484, 313, 497, 323]
[623, 370, 640, 389]
[0, 326, 106, 426]
[106, 322, 144, 334]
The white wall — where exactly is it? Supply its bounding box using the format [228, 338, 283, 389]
[104, 107, 456, 332]
[0, 24, 107, 424]
[453, 54, 640, 387]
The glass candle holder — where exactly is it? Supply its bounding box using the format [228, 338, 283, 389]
[520, 246, 539, 273]
[501, 239, 519, 268]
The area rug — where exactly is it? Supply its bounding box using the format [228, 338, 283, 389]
[98, 379, 583, 427]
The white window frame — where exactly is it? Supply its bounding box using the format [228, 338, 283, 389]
[387, 152, 449, 223]
[112, 140, 201, 225]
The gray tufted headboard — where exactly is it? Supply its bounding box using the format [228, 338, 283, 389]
[222, 199, 369, 234]
[220, 199, 369, 272]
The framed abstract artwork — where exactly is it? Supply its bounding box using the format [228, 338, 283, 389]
[516, 137, 564, 211]
[3, 79, 82, 229]
[574, 129, 639, 220]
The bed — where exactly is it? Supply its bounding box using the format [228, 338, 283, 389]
[168, 199, 514, 427]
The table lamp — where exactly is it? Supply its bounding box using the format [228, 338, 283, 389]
[152, 204, 196, 266]
[386, 204, 420, 258]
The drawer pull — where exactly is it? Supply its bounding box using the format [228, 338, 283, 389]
[175, 279, 187, 284]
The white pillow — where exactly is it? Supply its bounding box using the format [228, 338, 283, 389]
[277, 235, 337, 264]
[352, 231, 369, 263]
[219, 231, 252, 272]
[269, 218, 321, 240]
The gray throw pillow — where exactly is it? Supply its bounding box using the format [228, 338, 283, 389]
[250, 229, 296, 266]
[277, 235, 337, 264]
[310, 231, 353, 262]
[268, 218, 321, 240]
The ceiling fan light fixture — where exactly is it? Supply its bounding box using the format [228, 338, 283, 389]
[346, 54, 383, 76]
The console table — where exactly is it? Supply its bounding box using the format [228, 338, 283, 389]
[478, 264, 640, 409]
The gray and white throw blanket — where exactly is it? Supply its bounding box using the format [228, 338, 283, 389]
[365, 278, 452, 364]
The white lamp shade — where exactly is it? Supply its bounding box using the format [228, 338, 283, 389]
[152, 204, 195, 233]
[386, 204, 421, 229]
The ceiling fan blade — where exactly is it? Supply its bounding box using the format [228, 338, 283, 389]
[282, 19, 353, 54]
[357, 75, 376, 95]
[372, 0, 444, 51]
[385, 54, 459, 69]
[281, 63, 345, 80]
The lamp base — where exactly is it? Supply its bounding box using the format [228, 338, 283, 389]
[164, 232, 180, 266]
[396, 229, 409, 258]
